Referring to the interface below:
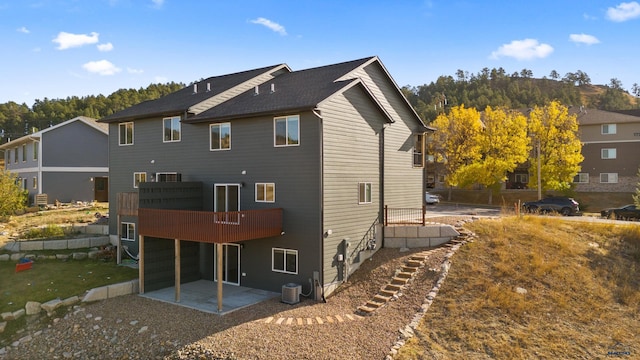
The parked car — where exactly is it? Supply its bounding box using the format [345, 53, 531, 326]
[600, 204, 640, 221]
[522, 196, 580, 216]
[425, 192, 441, 205]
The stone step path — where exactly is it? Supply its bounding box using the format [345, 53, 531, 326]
[256, 313, 363, 325]
[356, 249, 438, 315]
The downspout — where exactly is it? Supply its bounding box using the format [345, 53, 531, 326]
[313, 108, 326, 302]
[379, 123, 386, 248]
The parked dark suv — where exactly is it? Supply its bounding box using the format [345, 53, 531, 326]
[522, 197, 580, 216]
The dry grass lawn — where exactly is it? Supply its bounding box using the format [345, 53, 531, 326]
[396, 216, 639, 359]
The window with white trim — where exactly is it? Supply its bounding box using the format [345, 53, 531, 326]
[32, 177, 37, 189]
[121, 222, 136, 242]
[133, 172, 147, 188]
[210, 123, 231, 150]
[600, 173, 618, 183]
[514, 174, 528, 184]
[413, 134, 424, 167]
[359, 182, 372, 204]
[33, 142, 38, 161]
[163, 116, 181, 142]
[22, 144, 26, 162]
[156, 172, 181, 182]
[13, 147, 17, 163]
[119, 122, 134, 145]
[601, 148, 616, 159]
[274, 115, 299, 147]
[272, 248, 298, 274]
[601, 124, 617, 135]
[574, 173, 589, 183]
[255, 183, 275, 202]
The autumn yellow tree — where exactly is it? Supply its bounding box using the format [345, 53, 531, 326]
[462, 106, 531, 204]
[430, 105, 483, 200]
[527, 101, 583, 194]
[0, 170, 28, 216]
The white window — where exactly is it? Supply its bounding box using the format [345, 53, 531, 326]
[22, 144, 26, 162]
[33, 142, 38, 161]
[574, 173, 589, 183]
[13, 147, 17, 163]
[119, 122, 134, 146]
[600, 173, 618, 183]
[601, 148, 616, 159]
[359, 182, 372, 204]
[210, 123, 231, 150]
[32, 177, 37, 189]
[274, 115, 299, 147]
[413, 134, 424, 167]
[272, 248, 298, 274]
[255, 183, 275, 202]
[121, 222, 136, 241]
[156, 172, 181, 182]
[163, 116, 181, 142]
[601, 124, 617, 135]
[133, 172, 147, 188]
[514, 174, 528, 184]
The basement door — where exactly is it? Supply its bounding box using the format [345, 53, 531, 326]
[214, 243, 241, 285]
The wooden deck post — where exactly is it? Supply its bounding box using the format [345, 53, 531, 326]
[216, 243, 223, 313]
[139, 234, 145, 294]
[175, 239, 181, 302]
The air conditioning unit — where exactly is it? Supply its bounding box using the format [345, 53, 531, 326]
[281, 283, 302, 304]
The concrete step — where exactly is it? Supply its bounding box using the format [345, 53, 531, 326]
[373, 294, 391, 303]
[357, 305, 376, 314]
[396, 271, 413, 279]
[391, 277, 409, 285]
[385, 284, 403, 291]
[401, 265, 419, 273]
[379, 288, 397, 297]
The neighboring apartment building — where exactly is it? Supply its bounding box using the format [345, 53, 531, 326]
[0, 116, 109, 205]
[99, 56, 432, 302]
[573, 108, 640, 192]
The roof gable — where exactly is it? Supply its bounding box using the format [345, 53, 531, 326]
[0, 116, 103, 149]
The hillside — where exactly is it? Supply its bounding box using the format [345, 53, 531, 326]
[397, 216, 639, 359]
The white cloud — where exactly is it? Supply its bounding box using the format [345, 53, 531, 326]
[127, 67, 144, 74]
[97, 42, 114, 52]
[606, 2, 640, 22]
[490, 39, 553, 60]
[53, 31, 99, 50]
[569, 33, 600, 45]
[250, 17, 287, 35]
[151, 0, 164, 8]
[82, 60, 121, 75]
[17, 26, 30, 34]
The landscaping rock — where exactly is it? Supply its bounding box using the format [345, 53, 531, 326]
[72, 252, 88, 260]
[61, 296, 80, 307]
[1, 312, 13, 321]
[0, 254, 9, 261]
[41, 299, 63, 314]
[0, 321, 6, 333]
[55, 254, 69, 260]
[10, 253, 25, 261]
[12, 309, 25, 320]
[25, 301, 42, 315]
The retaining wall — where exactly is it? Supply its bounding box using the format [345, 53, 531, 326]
[384, 224, 459, 248]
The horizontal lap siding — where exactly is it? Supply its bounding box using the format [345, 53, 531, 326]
[321, 87, 384, 287]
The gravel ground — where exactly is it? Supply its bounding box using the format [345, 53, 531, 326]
[1, 217, 472, 360]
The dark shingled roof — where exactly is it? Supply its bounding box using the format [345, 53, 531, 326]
[185, 57, 375, 123]
[99, 64, 286, 123]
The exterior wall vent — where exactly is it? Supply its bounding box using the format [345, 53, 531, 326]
[281, 283, 301, 304]
[193, 84, 197, 94]
[254, 85, 259, 96]
[270, 83, 275, 93]
[206, 83, 211, 92]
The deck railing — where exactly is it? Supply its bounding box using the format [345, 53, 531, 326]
[384, 205, 426, 226]
[137, 208, 283, 243]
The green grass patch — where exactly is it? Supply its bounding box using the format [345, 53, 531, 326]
[396, 216, 640, 359]
[0, 257, 138, 314]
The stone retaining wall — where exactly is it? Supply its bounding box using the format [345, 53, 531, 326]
[2, 236, 110, 252]
[384, 224, 460, 248]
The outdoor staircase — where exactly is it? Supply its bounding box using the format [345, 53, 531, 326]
[356, 250, 434, 315]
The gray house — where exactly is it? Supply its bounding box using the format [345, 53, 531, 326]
[100, 56, 432, 304]
[0, 116, 109, 205]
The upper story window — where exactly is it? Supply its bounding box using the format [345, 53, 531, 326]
[359, 182, 372, 204]
[13, 147, 18, 163]
[601, 124, 617, 135]
[573, 173, 589, 183]
[33, 142, 38, 161]
[274, 115, 299, 147]
[119, 122, 134, 146]
[21, 144, 26, 162]
[163, 116, 181, 142]
[133, 172, 147, 188]
[601, 148, 616, 159]
[255, 183, 275, 202]
[413, 134, 424, 167]
[210, 123, 231, 151]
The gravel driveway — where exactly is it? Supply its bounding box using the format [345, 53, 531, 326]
[1, 217, 470, 360]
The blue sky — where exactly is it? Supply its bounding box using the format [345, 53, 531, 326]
[1, 0, 639, 106]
